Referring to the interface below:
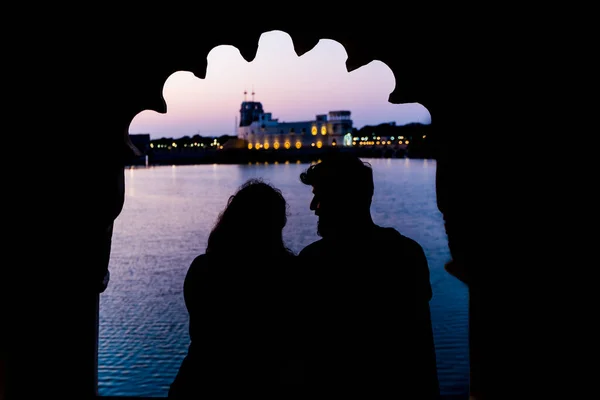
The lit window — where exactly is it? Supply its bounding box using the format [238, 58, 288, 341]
[343, 133, 352, 146]
[295, 141, 302, 149]
[321, 126, 327, 135]
[311, 126, 317, 135]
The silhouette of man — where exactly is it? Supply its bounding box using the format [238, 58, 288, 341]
[298, 151, 440, 398]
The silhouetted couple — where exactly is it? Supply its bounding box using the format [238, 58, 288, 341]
[168, 152, 440, 399]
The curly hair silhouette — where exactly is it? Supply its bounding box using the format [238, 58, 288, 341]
[206, 178, 294, 256]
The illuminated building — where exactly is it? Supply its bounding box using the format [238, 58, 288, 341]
[237, 91, 353, 150]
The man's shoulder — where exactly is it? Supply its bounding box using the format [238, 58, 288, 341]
[297, 227, 424, 254]
[298, 239, 327, 257]
[376, 226, 423, 250]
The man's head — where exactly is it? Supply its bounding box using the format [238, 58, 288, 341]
[299, 152, 374, 237]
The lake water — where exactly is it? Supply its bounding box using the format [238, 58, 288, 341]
[98, 158, 469, 397]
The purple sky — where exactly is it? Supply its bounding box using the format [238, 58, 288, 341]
[129, 30, 431, 140]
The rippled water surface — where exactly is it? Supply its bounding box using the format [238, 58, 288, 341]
[99, 158, 469, 397]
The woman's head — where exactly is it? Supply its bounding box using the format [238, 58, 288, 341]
[206, 178, 292, 255]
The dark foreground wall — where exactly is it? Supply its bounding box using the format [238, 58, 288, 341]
[4, 12, 535, 400]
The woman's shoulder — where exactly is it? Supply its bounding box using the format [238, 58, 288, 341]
[187, 254, 210, 272]
[185, 254, 212, 282]
[190, 253, 210, 266]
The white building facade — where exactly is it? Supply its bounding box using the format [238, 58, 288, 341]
[237, 100, 354, 150]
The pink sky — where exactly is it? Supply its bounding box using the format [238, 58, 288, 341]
[128, 30, 431, 140]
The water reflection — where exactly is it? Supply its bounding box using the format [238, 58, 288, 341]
[99, 158, 468, 397]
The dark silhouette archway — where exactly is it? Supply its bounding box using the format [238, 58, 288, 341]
[5, 18, 510, 400]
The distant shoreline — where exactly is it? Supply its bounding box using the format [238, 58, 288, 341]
[127, 146, 435, 167]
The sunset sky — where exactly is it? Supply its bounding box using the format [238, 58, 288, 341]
[128, 30, 432, 140]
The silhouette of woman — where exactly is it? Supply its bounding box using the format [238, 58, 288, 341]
[168, 178, 303, 398]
